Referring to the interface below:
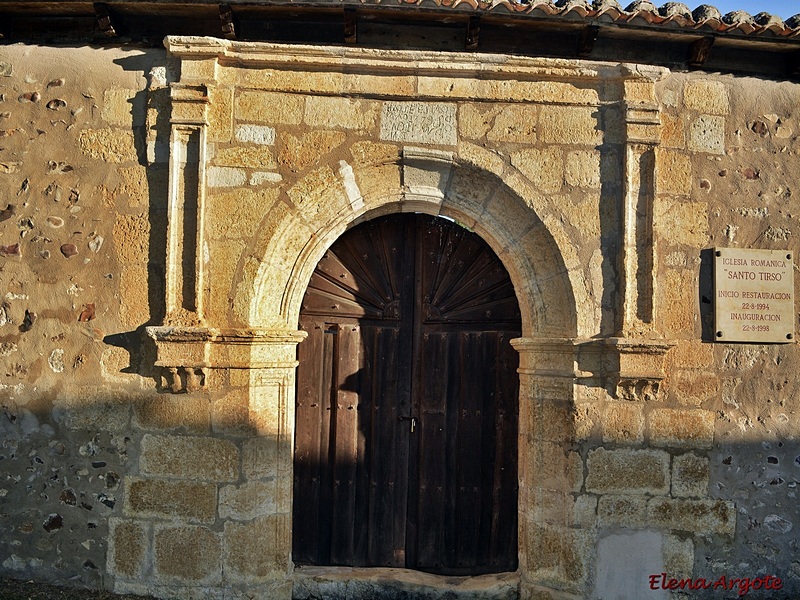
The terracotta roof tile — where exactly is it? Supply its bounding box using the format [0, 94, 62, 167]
[407, 0, 800, 37]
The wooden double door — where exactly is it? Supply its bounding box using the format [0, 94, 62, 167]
[292, 214, 520, 575]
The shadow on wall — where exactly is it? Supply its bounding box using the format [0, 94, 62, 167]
[100, 53, 177, 392]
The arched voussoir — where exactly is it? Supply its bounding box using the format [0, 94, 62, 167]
[247, 151, 582, 340]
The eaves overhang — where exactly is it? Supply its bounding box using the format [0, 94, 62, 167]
[1, 0, 800, 79]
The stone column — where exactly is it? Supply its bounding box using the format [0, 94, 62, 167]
[609, 66, 674, 401]
[511, 338, 590, 598]
[618, 66, 663, 338]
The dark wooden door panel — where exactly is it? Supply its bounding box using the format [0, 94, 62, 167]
[294, 214, 519, 575]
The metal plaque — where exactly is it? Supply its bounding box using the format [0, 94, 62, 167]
[714, 248, 795, 343]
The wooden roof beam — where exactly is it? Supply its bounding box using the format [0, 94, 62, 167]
[577, 25, 599, 58]
[466, 15, 480, 50]
[94, 3, 117, 37]
[344, 7, 357, 45]
[219, 4, 237, 40]
[688, 36, 715, 67]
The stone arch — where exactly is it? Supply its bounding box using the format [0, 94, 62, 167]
[241, 146, 591, 595]
[248, 146, 583, 341]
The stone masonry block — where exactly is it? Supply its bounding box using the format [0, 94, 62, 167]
[214, 146, 276, 169]
[224, 515, 288, 582]
[586, 448, 670, 495]
[305, 96, 379, 131]
[236, 124, 276, 145]
[207, 188, 278, 240]
[459, 103, 500, 140]
[212, 388, 252, 437]
[528, 442, 583, 493]
[565, 150, 601, 188]
[102, 88, 141, 127]
[207, 166, 247, 187]
[689, 115, 725, 154]
[684, 80, 729, 115]
[125, 478, 217, 523]
[154, 524, 222, 584]
[602, 402, 644, 444]
[117, 265, 151, 326]
[486, 104, 538, 143]
[109, 519, 148, 579]
[663, 534, 694, 578]
[208, 86, 233, 143]
[219, 481, 277, 520]
[235, 91, 303, 125]
[510, 148, 563, 195]
[597, 495, 649, 530]
[669, 340, 714, 369]
[113, 214, 150, 264]
[655, 149, 692, 196]
[286, 166, 349, 226]
[654, 198, 708, 247]
[79, 129, 137, 163]
[279, 131, 346, 172]
[649, 408, 715, 448]
[140, 434, 239, 482]
[673, 370, 720, 406]
[671, 452, 710, 498]
[243, 436, 279, 481]
[647, 498, 735, 536]
[538, 105, 601, 146]
[660, 269, 695, 335]
[660, 112, 686, 149]
[524, 522, 593, 593]
[132, 395, 211, 433]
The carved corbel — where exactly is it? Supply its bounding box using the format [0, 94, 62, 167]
[605, 337, 674, 402]
[146, 326, 308, 393]
[162, 366, 208, 394]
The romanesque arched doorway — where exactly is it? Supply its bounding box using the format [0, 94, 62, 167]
[292, 213, 521, 575]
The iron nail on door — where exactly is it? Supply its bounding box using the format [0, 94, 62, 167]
[399, 415, 416, 432]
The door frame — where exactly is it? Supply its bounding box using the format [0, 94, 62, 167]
[249, 150, 584, 595]
[292, 213, 522, 574]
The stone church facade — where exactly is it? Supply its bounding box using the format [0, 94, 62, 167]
[1, 2, 800, 599]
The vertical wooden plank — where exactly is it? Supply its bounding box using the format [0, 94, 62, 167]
[491, 331, 519, 570]
[292, 319, 324, 565]
[412, 330, 448, 570]
[455, 330, 484, 570]
[353, 323, 372, 565]
[366, 325, 406, 566]
[317, 322, 337, 564]
[478, 331, 500, 569]
[329, 324, 360, 565]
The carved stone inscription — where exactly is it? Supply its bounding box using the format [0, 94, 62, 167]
[380, 101, 457, 146]
[714, 248, 795, 343]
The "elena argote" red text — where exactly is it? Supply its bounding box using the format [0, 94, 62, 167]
[648, 573, 783, 596]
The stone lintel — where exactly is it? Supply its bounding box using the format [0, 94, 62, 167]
[165, 36, 668, 87]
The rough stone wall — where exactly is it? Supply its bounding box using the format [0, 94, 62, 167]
[1, 45, 167, 588]
[658, 75, 800, 593]
[1, 39, 800, 600]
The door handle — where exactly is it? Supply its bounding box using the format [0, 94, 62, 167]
[398, 415, 416, 433]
